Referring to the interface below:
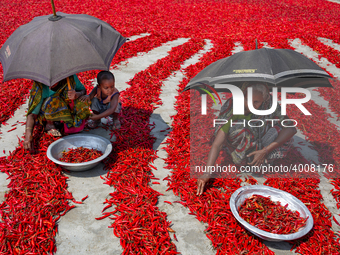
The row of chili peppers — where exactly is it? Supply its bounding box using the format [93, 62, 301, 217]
[0, 127, 76, 254]
[292, 35, 340, 121]
[77, 34, 172, 90]
[94, 38, 205, 254]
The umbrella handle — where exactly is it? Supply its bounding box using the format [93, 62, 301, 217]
[66, 77, 74, 103]
[67, 77, 72, 90]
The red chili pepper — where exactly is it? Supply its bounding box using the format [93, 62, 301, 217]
[72, 200, 83, 204]
[59, 147, 103, 163]
[7, 127, 17, 132]
[333, 216, 340, 226]
[239, 195, 307, 234]
[95, 213, 111, 220]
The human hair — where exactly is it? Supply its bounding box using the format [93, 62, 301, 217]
[241, 82, 269, 101]
[97, 71, 115, 86]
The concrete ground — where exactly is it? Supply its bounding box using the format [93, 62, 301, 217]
[1, 35, 340, 254]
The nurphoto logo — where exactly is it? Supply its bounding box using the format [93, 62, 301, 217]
[200, 84, 312, 127]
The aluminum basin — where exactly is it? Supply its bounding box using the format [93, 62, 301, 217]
[47, 134, 112, 171]
[229, 185, 313, 242]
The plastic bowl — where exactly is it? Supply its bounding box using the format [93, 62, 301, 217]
[229, 185, 313, 242]
[47, 134, 112, 171]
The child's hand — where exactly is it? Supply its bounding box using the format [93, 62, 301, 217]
[89, 113, 99, 120]
[68, 89, 77, 100]
[79, 95, 90, 102]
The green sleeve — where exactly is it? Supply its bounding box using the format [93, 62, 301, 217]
[31, 84, 49, 115]
[74, 75, 85, 91]
[221, 121, 231, 134]
[31, 100, 43, 115]
[220, 114, 252, 134]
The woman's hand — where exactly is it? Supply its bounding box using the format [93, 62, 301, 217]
[24, 114, 36, 153]
[196, 129, 227, 196]
[247, 148, 267, 166]
[79, 95, 90, 102]
[197, 175, 210, 196]
[24, 135, 34, 153]
[68, 89, 77, 100]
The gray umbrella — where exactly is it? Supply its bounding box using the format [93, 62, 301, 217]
[0, 12, 126, 86]
[184, 48, 333, 92]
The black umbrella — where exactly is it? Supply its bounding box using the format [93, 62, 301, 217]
[184, 48, 333, 92]
[0, 6, 126, 87]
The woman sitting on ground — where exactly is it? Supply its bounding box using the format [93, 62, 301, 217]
[196, 82, 297, 195]
[24, 75, 91, 152]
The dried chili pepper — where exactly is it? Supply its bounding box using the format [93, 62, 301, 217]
[59, 147, 103, 163]
[239, 195, 308, 234]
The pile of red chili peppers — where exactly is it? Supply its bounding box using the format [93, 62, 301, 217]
[1, 0, 340, 254]
[239, 195, 308, 234]
[0, 127, 75, 253]
[59, 147, 103, 163]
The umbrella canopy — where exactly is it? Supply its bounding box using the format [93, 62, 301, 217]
[184, 48, 333, 92]
[0, 12, 126, 86]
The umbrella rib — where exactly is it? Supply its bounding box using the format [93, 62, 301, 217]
[188, 69, 330, 86]
[0, 22, 46, 79]
[48, 21, 106, 85]
[265, 48, 275, 77]
[63, 22, 105, 65]
[273, 69, 330, 79]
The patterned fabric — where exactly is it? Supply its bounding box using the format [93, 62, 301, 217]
[27, 76, 91, 128]
[27, 82, 43, 116]
[261, 126, 292, 163]
[214, 82, 293, 165]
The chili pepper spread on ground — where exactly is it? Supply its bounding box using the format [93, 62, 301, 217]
[238, 194, 308, 234]
[59, 147, 103, 163]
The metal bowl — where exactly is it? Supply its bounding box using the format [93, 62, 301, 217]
[47, 134, 112, 171]
[229, 185, 313, 242]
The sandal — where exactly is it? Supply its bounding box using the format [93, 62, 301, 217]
[47, 128, 62, 137]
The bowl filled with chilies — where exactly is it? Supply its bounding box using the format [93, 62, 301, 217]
[229, 185, 313, 242]
[47, 134, 112, 171]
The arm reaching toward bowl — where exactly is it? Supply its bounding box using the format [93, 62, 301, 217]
[196, 128, 227, 196]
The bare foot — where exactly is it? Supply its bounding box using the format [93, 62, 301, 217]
[47, 128, 62, 136]
[113, 119, 121, 129]
[45, 123, 62, 136]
